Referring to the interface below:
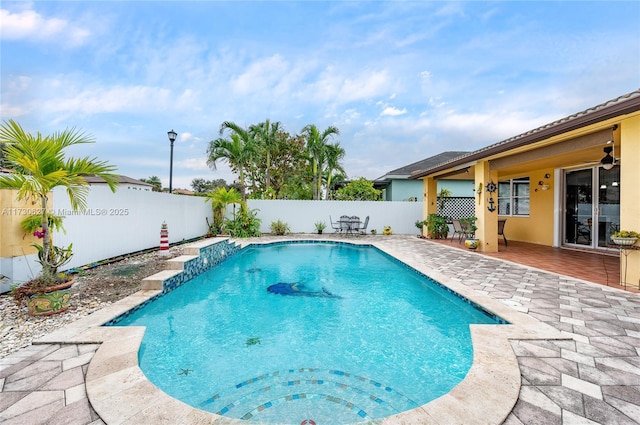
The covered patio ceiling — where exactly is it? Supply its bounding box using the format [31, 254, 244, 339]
[434, 128, 617, 179]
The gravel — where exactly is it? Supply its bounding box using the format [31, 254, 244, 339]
[0, 246, 183, 358]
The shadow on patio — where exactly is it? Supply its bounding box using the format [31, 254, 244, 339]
[429, 238, 638, 293]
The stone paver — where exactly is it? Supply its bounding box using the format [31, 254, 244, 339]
[1, 235, 639, 424]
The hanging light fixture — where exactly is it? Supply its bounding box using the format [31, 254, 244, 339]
[600, 145, 615, 170]
[600, 124, 618, 170]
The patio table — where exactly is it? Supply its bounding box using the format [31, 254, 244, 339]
[339, 216, 361, 236]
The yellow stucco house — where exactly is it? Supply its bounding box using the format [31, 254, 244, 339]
[412, 89, 640, 288]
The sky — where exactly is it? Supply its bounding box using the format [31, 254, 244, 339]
[1, 1, 639, 190]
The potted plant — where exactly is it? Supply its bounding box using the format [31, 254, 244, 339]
[315, 221, 326, 234]
[426, 214, 448, 239]
[0, 120, 118, 315]
[437, 188, 452, 213]
[460, 217, 479, 249]
[382, 226, 393, 235]
[415, 219, 427, 238]
[611, 230, 639, 246]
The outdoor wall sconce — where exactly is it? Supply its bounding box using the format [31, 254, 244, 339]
[536, 173, 550, 191]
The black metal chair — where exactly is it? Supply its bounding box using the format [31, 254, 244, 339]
[329, 216, 341, 232]
[339, 215, 351, 234]
[357, 216, 369, 234]
[498, 219, 508, 246]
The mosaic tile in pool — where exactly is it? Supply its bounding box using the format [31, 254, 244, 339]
[112, 242, 505, 424]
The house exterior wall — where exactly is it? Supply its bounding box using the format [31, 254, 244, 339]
[386, 179, 422, 201]
[417, 95, 640, 287]
[497, 167, 555, 246]
[442, 180, 475, 197]
[0, 191, 47, 290]
[385, 179, 473, 201]
[620, 114, 640, 284]
[0, 191, 37, 258]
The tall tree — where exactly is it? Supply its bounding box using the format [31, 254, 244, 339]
[140, 176, 162, 192]
[0, 119, 118, 283]
[323, 142, 346, 199]
[249, 119, 282, 196]
[334, 177, 381, 201]
[302, 124, 340, 200]
[191, 178, 227, 194]
[207, 122, 255, 201]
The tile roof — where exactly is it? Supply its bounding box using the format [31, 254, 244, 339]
[411, 89, 640, 179]
[83, 175, 152, 186]
[375, 151, 470, 181]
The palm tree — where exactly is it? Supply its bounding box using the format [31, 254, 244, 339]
[249, 119, 282, 196]
[0, 119, 118, 284]
[140, 175, 162, 192]
[0, 140, 7, 168]
[207, 121, 255, 201]
[302, 124, 340, 200]
[323, 142, 346, 199]
[205, 187, 243, 234]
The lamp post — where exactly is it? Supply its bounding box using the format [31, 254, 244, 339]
[167, 129, 177, 193]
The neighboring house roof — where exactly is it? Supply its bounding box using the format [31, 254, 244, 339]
[171, 189, 195, 195]
[375, 151, 470, 184]
[411, 89, 640, 179]
[84, 175, 152, 186]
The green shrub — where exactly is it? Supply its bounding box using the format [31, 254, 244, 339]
[225, 206, 262, 238]
[270, 220, 290, 236]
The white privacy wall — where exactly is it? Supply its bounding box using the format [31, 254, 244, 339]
[1, 187, 425, 292]
[247, 200, 423, 235]
[51, 185, 211, 270]
[52, 194, 424, 271]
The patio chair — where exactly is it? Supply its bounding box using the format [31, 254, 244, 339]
[451, 219, 467, 243]
[576, 218, 591, 244]
[339, 215, 351, 234]
[498, 219, 508, 246]
[329, 215, 341, 232]
[347, 216, 360, 236]
[357, 216, 369, 234]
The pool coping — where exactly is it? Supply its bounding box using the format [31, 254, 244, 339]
[34, 237, 566, 424]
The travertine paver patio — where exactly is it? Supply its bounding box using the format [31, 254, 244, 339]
[1, 235, 639, 424]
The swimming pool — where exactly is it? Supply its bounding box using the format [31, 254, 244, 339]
[113, 242, 503, 424]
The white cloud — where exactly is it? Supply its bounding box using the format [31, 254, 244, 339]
[308, 67, 392, 105]
[0, 102, 28, 117]
[0, 7, 90, 46]
[230, 55, 292, 95]
[42, 84, 172, 118]
[381, 106, 407, 117]
[179, 132, 193, 143]
[177, 157, 209, 172]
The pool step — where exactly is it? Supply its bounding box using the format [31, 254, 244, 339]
[199, 368, 419, 422]
[142, 238, 241, 290]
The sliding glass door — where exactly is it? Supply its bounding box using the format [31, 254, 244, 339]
[564, 167, 620, 249]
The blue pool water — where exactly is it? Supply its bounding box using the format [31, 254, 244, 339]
[114, 242, 502, 424]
